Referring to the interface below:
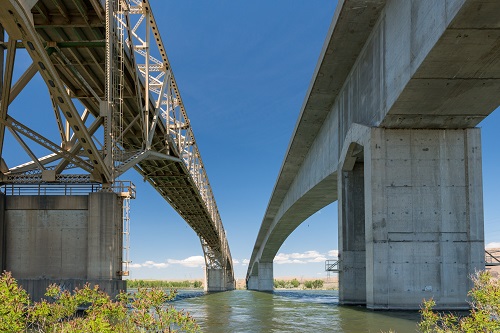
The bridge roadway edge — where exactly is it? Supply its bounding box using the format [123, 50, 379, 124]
[247, 0, 498, 310]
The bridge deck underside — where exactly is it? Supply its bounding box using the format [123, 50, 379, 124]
[25, 0, 221, 247]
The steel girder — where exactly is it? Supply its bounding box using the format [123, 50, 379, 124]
[0, 0, 234, 281]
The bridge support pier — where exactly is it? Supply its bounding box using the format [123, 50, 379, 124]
[340, 127, 485, 309]
[205, 267, 236, 292]
[0, 191, 126, 301]
[339, 159, 366, 305]
[247, 261, 273, 291]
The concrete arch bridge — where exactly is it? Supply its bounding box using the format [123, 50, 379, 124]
[247, 0, 499, 310]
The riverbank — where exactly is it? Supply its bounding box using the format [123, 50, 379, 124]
[234, 276, 338, 290]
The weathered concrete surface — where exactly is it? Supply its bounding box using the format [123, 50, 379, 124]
[247, 262, 273, 291]
[339, 125, 484, 309]
[0, 193, 5, 271]
[339, 161, 366, 305]
[1, 193, 125, 300]
[205, 267, 236, 292]
[247, 0, 497, 309]
[87, 192, 122, 280]
[205, 269, 224, 292]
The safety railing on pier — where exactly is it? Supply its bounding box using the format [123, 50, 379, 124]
[325, 259, 341, 272]
[485, 250, 500, 266]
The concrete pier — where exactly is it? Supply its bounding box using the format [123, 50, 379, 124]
[339, 159, 366, 305]
[205, 267, 236, 292]
[247, 261, 273, 291]
[339, 127, 484, 309]
[0, 192, 125, 300]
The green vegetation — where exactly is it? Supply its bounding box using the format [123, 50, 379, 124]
[303, 280, 324, 289]
[274, 278, 324, 289]
[127, 279, 203, 289]
[0, 271, 200, 332]
[418, 270, 500, 333]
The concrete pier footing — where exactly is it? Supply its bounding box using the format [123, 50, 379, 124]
[339, 127, 485, 309]
[0, 192, 126, 301]
[247, 261, 273, 291]
[205, 267, 235, 292]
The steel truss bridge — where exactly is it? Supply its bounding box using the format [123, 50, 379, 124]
[0, 0, 234, 285]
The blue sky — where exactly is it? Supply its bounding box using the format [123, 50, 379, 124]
[5, 1, 500, 281]
[121, 1, 500, 280]
[124, 0, 340, 280]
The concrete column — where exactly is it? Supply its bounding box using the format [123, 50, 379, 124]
[0, 192, 5, 271]
[87, 192, 122, 280]
[247, 275, 259, 290]
[205, 268, 225, 292]
[338, 160, 366, 305]
[225, 268, 235, 290]
[246, 261, 273, 291]
[363, 128, 484, 309]
[257, 262, 273, 291]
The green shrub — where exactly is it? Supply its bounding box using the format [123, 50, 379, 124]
[274, 279, 286, 288]
[0, 271, 200, 332]
[0, 271, 29, 333]
[127, 279, 203, 289]
[418, 270, 500, 333]
[312, 279, 324, 289]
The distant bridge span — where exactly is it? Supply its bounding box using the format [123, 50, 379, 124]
[247, 0, 499, 309]
[0, 0, 233, 293]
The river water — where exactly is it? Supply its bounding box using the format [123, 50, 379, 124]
[173, 290, 420, 333]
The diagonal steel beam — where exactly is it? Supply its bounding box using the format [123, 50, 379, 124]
[51, 97, 67, 144]
[51, 0, 70, 22]
[9, 62, 38, 105]
[146, 70, 169, 149]
[0, 38, 17, 162]
[1, 115, 93, 173]
[0, 2, 111, 181]
[8, 127, 45, 170]
[55, 115, 103, 174]
[53, 46, 101, 101]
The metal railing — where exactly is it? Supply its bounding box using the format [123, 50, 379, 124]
[1, 183, 102, 196]
[485, 250, 500, 266]
[325, 259, 341, 272]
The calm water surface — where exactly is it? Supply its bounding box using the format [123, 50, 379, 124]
[173, 290, 420, 333]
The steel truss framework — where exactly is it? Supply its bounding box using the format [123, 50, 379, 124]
[0, 0, 234, 280]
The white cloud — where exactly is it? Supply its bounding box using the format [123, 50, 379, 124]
[233, 259, 240, 265]
[274, 250, 327, 264]
[486, 242, 500, 249]
[327, 250, 339, 258]
[129, 255, 206, 269]
[129, 263, 143, 268]
[242, 259, 250, 265]
[167, 256, 205, 268]
[308, 256, 327, 263]
[129, 260, 169, 269]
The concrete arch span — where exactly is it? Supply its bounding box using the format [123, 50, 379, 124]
[246, 123, 368, 291]
[247, 172, 337, 289]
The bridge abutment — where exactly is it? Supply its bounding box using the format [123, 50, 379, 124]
[340, 127, 485, 309]
[0, 191, 125, 300]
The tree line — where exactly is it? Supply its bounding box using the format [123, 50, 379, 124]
[127, 279, 203, 289]
[274, 278, 324, 289]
